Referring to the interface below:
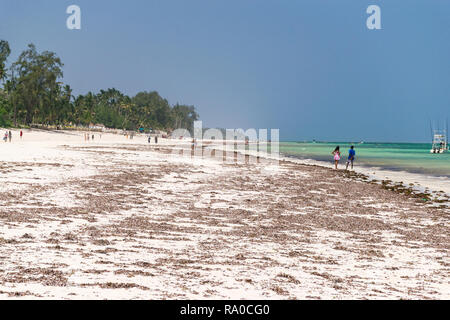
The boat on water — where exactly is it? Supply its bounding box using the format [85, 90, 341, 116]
[430, 119, 448, 154]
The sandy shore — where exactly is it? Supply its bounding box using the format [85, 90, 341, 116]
[283, 157, 450, 200]
[0, 129, 448, 299]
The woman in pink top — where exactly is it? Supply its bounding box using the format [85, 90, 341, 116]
[332, 146, 341, 170]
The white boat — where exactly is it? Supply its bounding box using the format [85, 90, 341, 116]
[430, 120, 448, 154]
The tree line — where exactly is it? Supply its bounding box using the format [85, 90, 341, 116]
[0, 40, 199, 132]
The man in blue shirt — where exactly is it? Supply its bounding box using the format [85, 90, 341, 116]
[346, 146, 356, 170]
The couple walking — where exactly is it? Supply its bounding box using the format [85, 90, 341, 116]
[332, 146, 355, 170]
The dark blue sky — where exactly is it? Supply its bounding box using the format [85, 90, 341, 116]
[1, 0, 449, 142]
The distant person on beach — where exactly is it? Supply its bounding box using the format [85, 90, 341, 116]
[92, 134, 94, 140]
[8, 131, 12, 142]
[20, 130, 23, 139]
[148, 136, 151, 144]
[346, 146, 356, 170]
[3, 131, 7, 142]
[332, 146, 340, 169]
[155, 136, 158, 144]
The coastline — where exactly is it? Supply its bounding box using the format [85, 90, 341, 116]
[0, 129, 448, 299]
[281, 156, 450, 203]
[206, 141, 450, 204]
[3, 128, 448, 198]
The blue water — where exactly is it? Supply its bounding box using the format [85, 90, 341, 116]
[280, 142, 450, 178]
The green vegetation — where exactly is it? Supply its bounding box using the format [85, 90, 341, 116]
[0, 40, 199, 131]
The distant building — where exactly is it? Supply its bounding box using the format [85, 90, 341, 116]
[89, 123, 106, 131]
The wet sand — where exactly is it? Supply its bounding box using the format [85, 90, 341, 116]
[0, 130, 448, 299]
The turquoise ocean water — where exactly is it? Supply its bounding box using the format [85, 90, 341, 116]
[279, 142, 450, 178]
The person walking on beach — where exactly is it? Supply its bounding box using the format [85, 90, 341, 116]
[8, 131, 12, 142]
[20, 130, 23, 139]
[3, 131, 7, 142]
[332, 146, 341, 169]
[346, 146, 356, 170]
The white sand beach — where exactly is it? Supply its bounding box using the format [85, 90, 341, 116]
[0, 129, 448, 299]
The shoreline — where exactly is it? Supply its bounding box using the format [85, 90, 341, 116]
[0, 129, 448, 299]
[204, 142, 450, 204]
[281, 155, 450, 203]
[283, 152, 450, 179]
[4, 127, 448, 196]
[2, 127, 449, 201]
